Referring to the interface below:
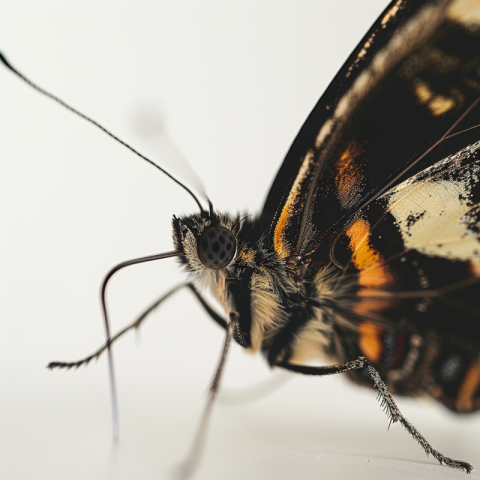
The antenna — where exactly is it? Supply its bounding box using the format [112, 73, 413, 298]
[0, 51, 205, 213]
[48, 250, 182, 439]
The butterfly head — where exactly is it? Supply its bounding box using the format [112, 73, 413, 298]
[173, 210, 296, 352]
[172, 211, 241, 284]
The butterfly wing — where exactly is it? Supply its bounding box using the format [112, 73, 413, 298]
[262, 0, 480, 412]
[330, 131, 480, 412]
[262, 0, 480, 263]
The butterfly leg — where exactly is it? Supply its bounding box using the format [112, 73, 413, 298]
[184, 283, 227, 330]
[277, 357, 473, 473]
[48, 282, 226, 370]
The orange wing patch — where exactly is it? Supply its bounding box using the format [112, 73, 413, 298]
[358, 321, 384, 363]
[274, 204, 293, 259]
[457, 360, 480, 412]
[335, 141, 365, 209]
[274, 150, 314, 259]
[345, 219, 395, 316]
[346, 219, 394, 288]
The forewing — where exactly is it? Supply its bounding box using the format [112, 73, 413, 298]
[261, 0, 480, 411]
[263, 0, 480, 263]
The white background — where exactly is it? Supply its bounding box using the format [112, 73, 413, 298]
[1, 1, 479, 480]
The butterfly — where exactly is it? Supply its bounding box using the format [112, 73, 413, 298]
[2, 0, 480, 477]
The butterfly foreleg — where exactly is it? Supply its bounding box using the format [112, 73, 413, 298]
[47, 282, 226, 370]
[277, 357, 473, 473]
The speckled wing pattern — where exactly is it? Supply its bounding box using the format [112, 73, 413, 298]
[263, 0, 480, 412]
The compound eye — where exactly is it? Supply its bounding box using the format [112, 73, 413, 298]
[197, 226, 236, 270]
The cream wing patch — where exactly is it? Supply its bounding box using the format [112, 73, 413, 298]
[385, 141, 480, 264]
[389, 180, 478, 260]
[447, 0, 480, 24]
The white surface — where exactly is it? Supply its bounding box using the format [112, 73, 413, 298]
[1, 1, 479, 480]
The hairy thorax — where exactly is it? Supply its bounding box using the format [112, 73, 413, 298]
[173, 210, 339, 365]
